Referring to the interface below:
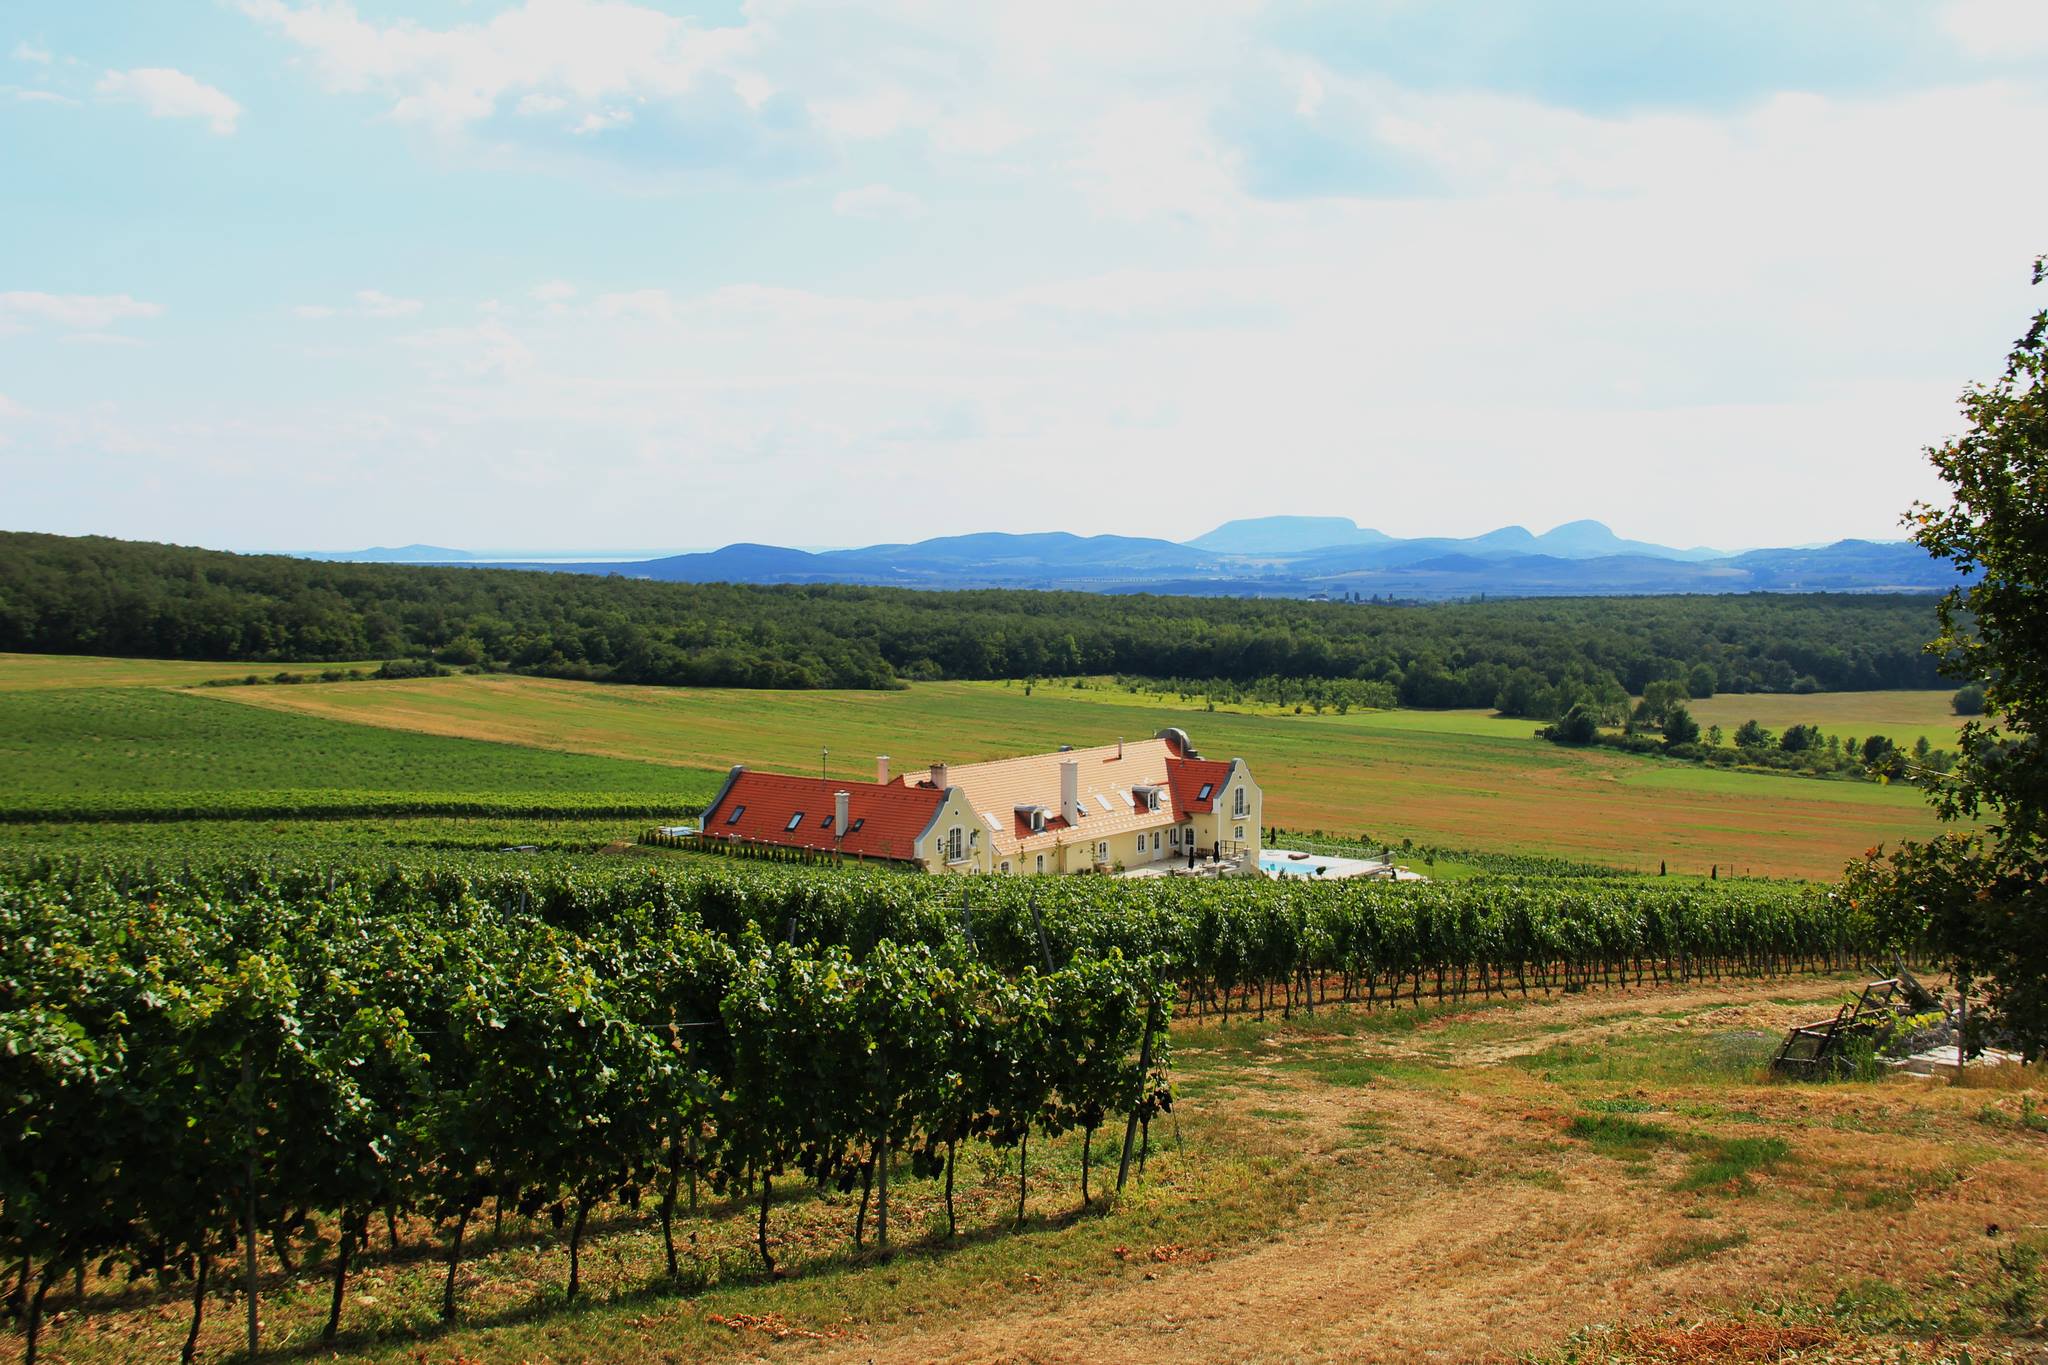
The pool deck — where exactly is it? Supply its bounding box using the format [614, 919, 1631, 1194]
[1260, 848, 1429, 882]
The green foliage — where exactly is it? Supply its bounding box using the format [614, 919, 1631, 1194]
[1850, 254, 2048, 1059]
[0, 531, 1949, 698]
[0, 858, 1174, 1320]
[1542, 703, 1600, 745]
[1953, 682, 1987, 716]
[1734, 719, 1773, 749]
[1663, 705, 1701, 747]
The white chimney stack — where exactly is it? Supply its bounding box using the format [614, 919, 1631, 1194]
[1060, 759, 1080, 824]
[834, 790, 849, 842]
[876, 755, 890, 784]
[930, 762, 949, 789]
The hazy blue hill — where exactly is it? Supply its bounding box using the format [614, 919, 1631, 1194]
[1722, 540, 1962, 591]
[1464, 525, 1539, 552]
[294, 520, 1952, 598]
[299, 544, 475, 563]
[826, 531, 1216, 573]
[1531, 519, 1724, 561]
[1184, 515, 1390, 554]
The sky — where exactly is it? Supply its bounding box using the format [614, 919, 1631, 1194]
[3, 0, 2047, 554]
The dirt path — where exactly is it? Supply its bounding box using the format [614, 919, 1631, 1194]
[793, 975, 2040, 1364]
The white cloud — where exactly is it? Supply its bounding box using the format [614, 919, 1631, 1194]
[1942, 0, 2048, 57]
[571, 107, 632, 135]
[531, 280, 577, 302]
[0, 393, 23, 418]
[95, 67, 242, 134]
[12, 42, 52, 64]
[0, 291, 162, 331]
[7, 87, 75, 105]
[832, 183, 926, 220]
[355, 289, 422, 318]
[395, 320, 535, 377]
[239, 0, 761, 134]
[294, 289, 424, 320]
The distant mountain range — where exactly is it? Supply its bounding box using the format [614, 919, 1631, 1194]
[300, 517, 1959, 598]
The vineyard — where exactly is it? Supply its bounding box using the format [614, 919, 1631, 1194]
[1, 855, 1905, 1362]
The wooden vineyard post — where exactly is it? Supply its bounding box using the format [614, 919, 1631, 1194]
[1117, 969, 1164, 1195]
[1029, 893, 1055, 973]
[242, 1046, 260, 1358]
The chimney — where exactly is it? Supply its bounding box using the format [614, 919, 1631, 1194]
[834, 790, 849, 842]
[1060, 759, 1080, 824]
[930, 761, 949, 789]
[875, 755, 890, 784]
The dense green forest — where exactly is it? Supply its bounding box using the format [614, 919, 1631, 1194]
[0, 531, 1945, 702]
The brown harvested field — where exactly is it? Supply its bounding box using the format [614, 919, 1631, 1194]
[207, 673, 1948, 878]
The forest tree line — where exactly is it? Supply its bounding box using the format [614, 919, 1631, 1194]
[0, 531, 1948, 702]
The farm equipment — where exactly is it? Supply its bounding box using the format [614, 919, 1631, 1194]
[1769, 971, 1939, 1077]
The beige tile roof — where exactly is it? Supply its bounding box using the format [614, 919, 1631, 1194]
[937, 736, 1190, 859]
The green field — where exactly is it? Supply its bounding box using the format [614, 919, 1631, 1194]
[0, 686, 715, 815]
[0, 651, 391, 690]
[206, 670, 1946, 879]
[0, 654, 1961, 877]
[1682, 688, 1966, 750]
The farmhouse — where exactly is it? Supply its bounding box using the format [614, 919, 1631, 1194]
[694, 727, 1262, 875]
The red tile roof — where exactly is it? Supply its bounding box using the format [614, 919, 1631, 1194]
[1165, 757, 1232, 818]
[699, 769, 945, 862]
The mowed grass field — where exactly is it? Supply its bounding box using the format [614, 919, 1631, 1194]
[1682, 688, 1966, 750]
[198, 670, 1952, 879]
[0, 683, 716, 804]
[0, 651, 390, 690]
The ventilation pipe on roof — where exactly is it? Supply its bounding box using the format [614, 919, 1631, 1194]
[1117, 737, 1124, 759]
[876, 755, 890, 784]
[1060, 759, 1080, 825]
[834, 790, 849, 846]
[930, 762, 949, 790]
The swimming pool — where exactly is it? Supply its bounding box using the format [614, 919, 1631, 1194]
[1260, 850, 1355, 878]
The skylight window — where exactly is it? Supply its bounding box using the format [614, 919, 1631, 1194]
[849, 817, 865, 833]
[785, 812, 804, 832]
[726, 805, 746, 826]
[1197, 783, 1214, 801]
[820, 814, 834, 831]
[1095, 793, 1113, 813]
